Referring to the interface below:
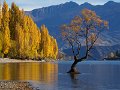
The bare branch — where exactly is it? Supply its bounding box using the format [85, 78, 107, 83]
[61, 9, 108, 63]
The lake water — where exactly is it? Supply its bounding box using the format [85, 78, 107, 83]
[0, 61, 120, 90]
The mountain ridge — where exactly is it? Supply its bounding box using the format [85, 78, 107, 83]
[26, 1, 120, 48]
[26, 1, 120, 12]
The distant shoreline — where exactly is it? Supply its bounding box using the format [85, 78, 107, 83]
[0, 58, 47, 63]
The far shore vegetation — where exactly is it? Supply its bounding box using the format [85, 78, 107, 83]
[0, 1, 58, 60]
[104, 50, 120, 60]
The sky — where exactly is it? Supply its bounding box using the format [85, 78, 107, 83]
[2, 0, 120, 11]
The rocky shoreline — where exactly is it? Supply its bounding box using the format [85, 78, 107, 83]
[0, 81, 34, 90]
[0, 58, 46, 63]
[0, 58, 56, 90]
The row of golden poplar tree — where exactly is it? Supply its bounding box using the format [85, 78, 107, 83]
[0, 1, 58, 59]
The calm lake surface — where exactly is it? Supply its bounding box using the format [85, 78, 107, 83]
[0, 61, 120, 90]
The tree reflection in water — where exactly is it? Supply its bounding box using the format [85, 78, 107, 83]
[0, 63, 58, 84]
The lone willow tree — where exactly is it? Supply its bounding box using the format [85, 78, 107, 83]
[61, 9, 108, 74]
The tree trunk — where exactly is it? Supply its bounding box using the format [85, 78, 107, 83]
[67, 57, 80, 74]
[4, 54, 8, 58]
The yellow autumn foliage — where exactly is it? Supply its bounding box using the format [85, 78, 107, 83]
[0, 1, 58, 59]
[40, 25, 58, 59]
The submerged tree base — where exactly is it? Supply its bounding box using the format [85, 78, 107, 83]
[67, 67, 80, 74]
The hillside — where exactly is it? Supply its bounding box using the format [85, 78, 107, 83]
[26, 1, 120, 48]
[63, 45, 120, 60]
